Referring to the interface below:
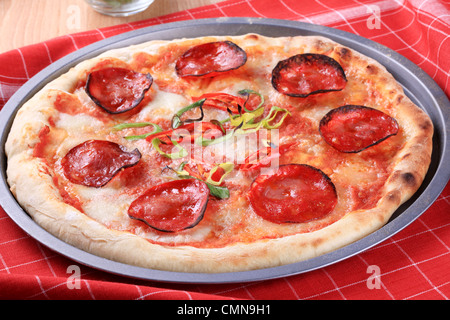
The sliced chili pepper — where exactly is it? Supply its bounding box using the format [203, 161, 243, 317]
[128, 179, 209, 232]
[272, 53, 347, 97]
[175, 41, 247, 78]
[249, 164, 337, 224]
[319, 105, 399, 153]
[205, 162, 234, 186]
[61, 140, 141, 188]
[145, 129, 179, 145]
[208, 166, 226, 183]
[85, 67, 153, 114]
[183, 163, 204, 180]
[163, 162, 231, 199]
[192, 92, 247, 114]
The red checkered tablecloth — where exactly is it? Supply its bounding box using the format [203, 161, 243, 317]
[0, 0, 449, 300]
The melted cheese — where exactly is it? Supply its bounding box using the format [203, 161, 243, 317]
[56, 112, 104, 132]
[37, 35, 405, 248]
[137, 83, 189, 121]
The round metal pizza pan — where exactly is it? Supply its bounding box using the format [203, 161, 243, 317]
[0, 18, 449, 284]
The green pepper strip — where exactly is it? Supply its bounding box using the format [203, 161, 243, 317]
[198, 106, 290, 146]
[152, 138, 188, 159]
[262, 106, 291, 129]
[171, 99, 206, 129]
[237, 89, 265, 113]
[112, 122, 163, 140]
[205, 162, 235, 186]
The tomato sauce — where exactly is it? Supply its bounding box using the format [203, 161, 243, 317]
[32, 125, 51, 158]
[34, 38, 408, 249]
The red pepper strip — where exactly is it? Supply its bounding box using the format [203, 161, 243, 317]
[144, 130, 178, 145]
[192, 93, 246, 114]
[145, 122, 224, 145]
[197, 164, 206, 178]
[183, 164, 204, 180]
[208, 166, 227, 185]
[239, 141, 297, 172]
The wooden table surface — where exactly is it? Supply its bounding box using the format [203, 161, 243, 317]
[0, 0, 223, 53]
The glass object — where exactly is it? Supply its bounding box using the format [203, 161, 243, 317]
[84, 0, 155, 17]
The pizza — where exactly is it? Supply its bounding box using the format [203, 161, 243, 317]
[5, 33, 433, 273]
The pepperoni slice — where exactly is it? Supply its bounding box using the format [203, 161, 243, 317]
[319, 105, 399, 153]
[272, 53, 347, 97]
[128, 179, 209, 232]
[249, 164, 337, 224]
[175, 41, 247, 78]
[85, 67, 153, 114]
[62, 140, 141, 187]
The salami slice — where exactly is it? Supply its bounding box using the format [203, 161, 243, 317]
[175, 41, 247, 78]
[272, 53, 347, 97]
[249, 164, 337, 224]
[319, 105, 399, 153]
[62, 140, 141, 187]
[85, 67, 153, 114]
[128, 179, 209, 232]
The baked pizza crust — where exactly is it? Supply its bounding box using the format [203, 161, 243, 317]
[5, 34, 433, 273]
